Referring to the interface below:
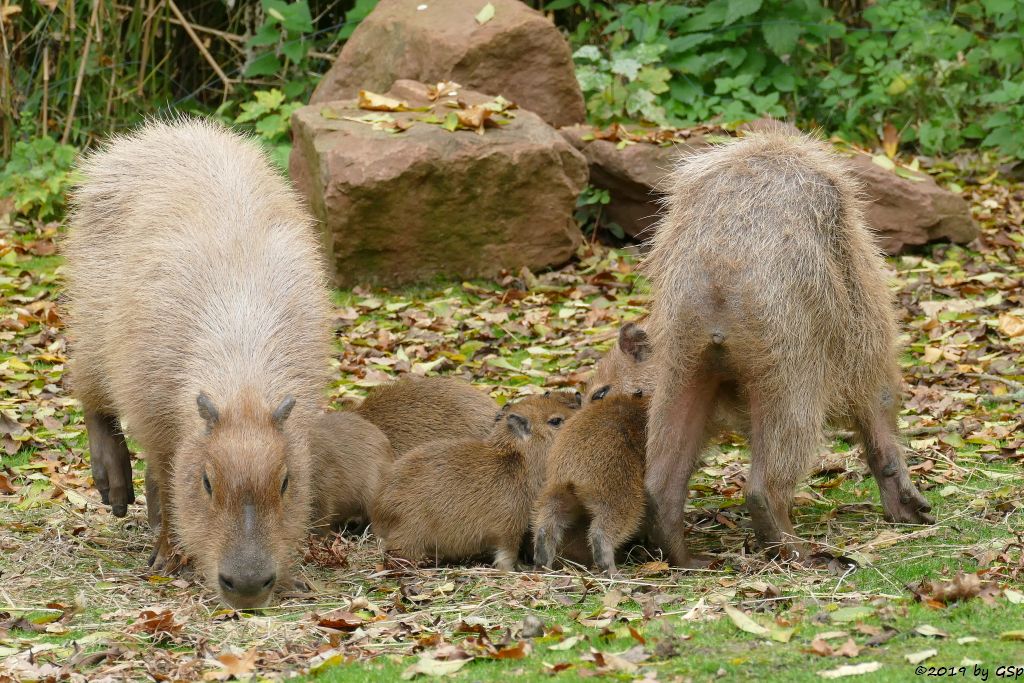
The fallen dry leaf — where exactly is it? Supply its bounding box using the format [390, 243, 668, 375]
[818, 661, 883, 678]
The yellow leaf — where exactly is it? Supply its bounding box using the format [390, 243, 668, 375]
[723, 605, 770, 637]
[475, 2, 495, 24]
[358, 90, 411, 112]
[997, 313, 1024, 338]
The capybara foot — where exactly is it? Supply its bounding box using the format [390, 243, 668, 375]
[882, 483, 934, 525]
[85, 411, 135, 517]
[148, 535, 185, 575]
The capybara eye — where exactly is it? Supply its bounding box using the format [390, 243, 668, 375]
[633, 388, 644, 398]
[202, 471, 212, 496]
[280, 473, 289, 495]
[547, 416, 564, 427]
[591, 385, 610, 401]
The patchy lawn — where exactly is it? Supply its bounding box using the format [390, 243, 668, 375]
[0, 171, 1021, 681]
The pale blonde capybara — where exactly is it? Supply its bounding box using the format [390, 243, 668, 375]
[310, 410, 395, 534]
[355, 376, 500, 455]
[620, 128, 934, 565]
[63, 118, 332, 608]
[370, 395, 575, 570]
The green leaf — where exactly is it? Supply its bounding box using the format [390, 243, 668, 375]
[442, 112, 459, 132]
[762, 21, 801, 56]
[244, 51, 282, 77]
[247, 22, 280, 48]
[262, 0, 313, 33]
[724, 0, 762, 26]
[281, 36, 308, 63]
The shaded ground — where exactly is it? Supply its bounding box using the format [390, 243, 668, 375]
[0, 171, 1021, 681]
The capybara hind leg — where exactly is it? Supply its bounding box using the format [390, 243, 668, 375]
[144, 464, 161, 530]
[85, 411, 134, 517]
[586, 499, 643, 576]
[149, 487, 183, 574]
[854, 401, 934, 525]
[588, 526, 617, 577]
[746, 393, 817, 559]
[533, 486, 579, 569]
[494, 543, 519, 572]
[645, 373, 717, 568]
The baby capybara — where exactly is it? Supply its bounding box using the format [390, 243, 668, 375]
[63, 118, 332, 608]
[533, 393, 647, 575]
[626, 128, 933, 565]
[370, 395, 574, 570]
[356, 376, 499, 455]
[310, 410, 395, 534]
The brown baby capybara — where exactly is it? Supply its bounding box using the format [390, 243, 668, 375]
[355, 376, 499, 455]
[310, 410, 395, 534]
[370, 395, 575, 570]
[533, 392, 648, 575]
[63, 118, 332, 608]
[624, 129, 933, 565]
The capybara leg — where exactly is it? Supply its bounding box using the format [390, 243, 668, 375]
[746, 391, 817, 560]
[645, 373, 717, 568]
[85, 410, 134, 517]
[494, 543, 519, 572]
[854, 401, 934, 525]
[533, 486, 579, 569]
[144, 464, 161, 530]
[586, 497, 643, 577]
[149, 488, 183, 574]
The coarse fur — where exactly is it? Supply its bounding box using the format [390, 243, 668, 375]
[610, 130, 933, 565]
[63, 117, 332, 608]
[533, 393, 648, 575]
[356, 377, 499, 455]
[310, 410, 395, 534]
[370, 395, 575, 570]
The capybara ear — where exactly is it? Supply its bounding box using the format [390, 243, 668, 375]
[197, 393, 219, 432]
[272, 395, 296, 429]
[619, 323, 651, 362]
[506, 413, 530, 439]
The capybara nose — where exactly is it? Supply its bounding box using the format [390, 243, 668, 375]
[218, 569, 276, 601]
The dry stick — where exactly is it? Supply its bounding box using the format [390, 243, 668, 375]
[165, 0, 233, 93]
[136, 0, 157, 97]
[62, 0, 100, 144]
[966, 372, 1024, 391]
[114, 2, 245, 43]
[977, 390, 1024, 404]
[41, 44, 49, 133]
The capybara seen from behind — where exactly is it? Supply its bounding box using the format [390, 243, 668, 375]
[63, 118, 332, 608]
[355, 376, 499, 455]
[370, 395, 574, 570]
[310, 410, 395, 534]
[634, 129, 933, 565]
[534, 393, 648, 575]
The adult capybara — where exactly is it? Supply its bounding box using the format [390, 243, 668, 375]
[355, 376, 499, 455]
[63, 118, 332, 608]
[633, 129, 933, 565]
[533, 393, 648, 575]
[370, 395, 574, 570]
[310, 410, 395, 534]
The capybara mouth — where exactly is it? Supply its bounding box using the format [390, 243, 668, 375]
[217, 585, 275, 610]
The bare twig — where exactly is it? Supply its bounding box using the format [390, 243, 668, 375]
[966, 372, 1024, 392]
[165, 0, 233, 93]
[976, 390, 1024, 404]
[62, 0, 100, 144]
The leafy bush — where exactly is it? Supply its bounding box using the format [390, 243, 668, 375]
[556, 0, 1024, 160]
[0, 137, 78, 220]
[227, 89, 304, 171]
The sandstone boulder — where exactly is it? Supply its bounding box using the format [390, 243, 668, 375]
[559, 125, 710, 240]
[290, 81, 587, 287]
[562, 124, 977, 252]
[310, 0, 584, 129]
[846, 152, 978, 253]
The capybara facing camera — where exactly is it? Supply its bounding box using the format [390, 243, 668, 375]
[63, 118, 332, 608]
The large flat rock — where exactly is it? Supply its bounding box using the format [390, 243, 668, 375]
[291, 81, 587, 287]
[310, 0, 584, 129]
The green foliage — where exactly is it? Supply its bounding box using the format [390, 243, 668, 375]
[556, 0, 1024, 159]
[575, 185, 624, 239]
[0, 137, 78, 220]
[219, 89, 303, 171]
[246, 0, 318, 98]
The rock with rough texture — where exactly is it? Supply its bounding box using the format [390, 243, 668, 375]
[561, 124, 977, 251]
[559, 125, 710, 240]
[291, 81, 587, 287]
[846, 152, 978, 253]
[310, 0, 584, 129]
